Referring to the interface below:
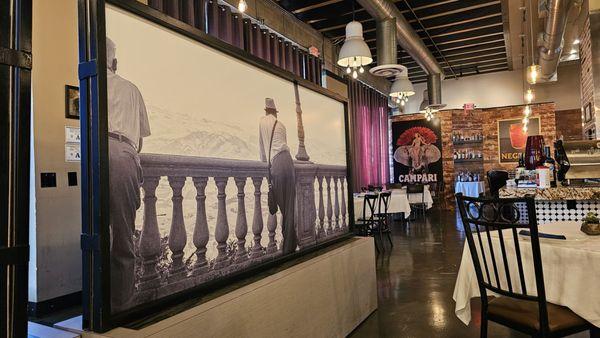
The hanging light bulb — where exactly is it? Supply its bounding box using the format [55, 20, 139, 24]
[346, 67, 351, 74]
[352, 70, 358, 79]
[238, 0, 247, 13]
[359, 66, 364, 74]
[527, 64, 541, 84]
[524, 88, 535, 103]
[400, 100, 405, 107]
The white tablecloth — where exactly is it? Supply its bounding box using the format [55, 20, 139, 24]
[453, 221, 600, 327]
[455, 181, 485, 198]
[406, 186, 434, 209]
[353, 190, 412, 220]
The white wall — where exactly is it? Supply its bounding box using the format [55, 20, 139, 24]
[404, 63, 581, 113]
[30, 0, 81, 302]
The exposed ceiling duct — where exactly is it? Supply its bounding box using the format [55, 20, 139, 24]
[538, 0, 583, 81]
[369, 18, 405, 77]
[356, 0, 444, 109]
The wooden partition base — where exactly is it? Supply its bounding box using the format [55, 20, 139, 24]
[84, 237, 377, 338]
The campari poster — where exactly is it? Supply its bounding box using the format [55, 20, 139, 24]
[391, 119, 443, 184]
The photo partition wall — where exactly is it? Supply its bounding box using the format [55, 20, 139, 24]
[79, 0, 352, 330]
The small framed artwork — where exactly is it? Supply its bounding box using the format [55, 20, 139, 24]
[583, 102, 593, 123]
[65, 85, 80, 119]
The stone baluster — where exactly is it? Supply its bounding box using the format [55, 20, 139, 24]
[326, 176, 333, 234]
[192, 177, 209, 274]
[139, 176, 161, 290]
[340, 177, 347, 229]
[267, 213, 278, 253]
[334, 176, 340, 232]
[214, 177, 230, 269]
[234, 177, 248, 263]
[250, 177, 265, 258]
[317, 175, 325, 238]
[168, 176, 187, 280]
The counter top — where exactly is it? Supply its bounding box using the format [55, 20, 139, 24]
[499, 186, 600, 200]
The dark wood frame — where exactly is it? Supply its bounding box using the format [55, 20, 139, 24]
[78, 0, 355, 332]
[65, 85, 80, 119]
[0, 0, 32, 336]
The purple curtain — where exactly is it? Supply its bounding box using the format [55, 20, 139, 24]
[348, 80, 390, 192]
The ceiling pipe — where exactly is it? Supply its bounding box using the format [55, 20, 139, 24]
[538, 0, 583, 81]
[356, 0, 444, 107]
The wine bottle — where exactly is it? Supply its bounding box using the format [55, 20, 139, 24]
[543, 146, 557, 187]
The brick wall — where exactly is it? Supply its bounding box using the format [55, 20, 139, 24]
[390, 103, 557, 209]
[482, 103, 557, 175]
[580, 16, 595, 138]
[555, 109, 584, 141]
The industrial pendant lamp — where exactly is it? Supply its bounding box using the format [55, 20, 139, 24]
[337, 1, 372, 79]
[389, 67, 414, 107]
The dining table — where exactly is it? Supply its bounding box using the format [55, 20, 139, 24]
[453, 221, 600, 328]
[406, 186, 434, 209]
[353, 189, 412, 220]
[455, 181, 485, 198]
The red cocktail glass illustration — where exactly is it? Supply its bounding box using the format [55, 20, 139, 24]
[509, 123, 527, 150]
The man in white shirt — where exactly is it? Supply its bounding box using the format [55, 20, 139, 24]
[259, 98, 297, 254]
[106, 37, 151, 312]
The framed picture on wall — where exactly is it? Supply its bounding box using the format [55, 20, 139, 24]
[78, 0, 353, 331]
[65, 85, 80, 119]
[584, 102, 593, 123]
[497, 117, 541, 163]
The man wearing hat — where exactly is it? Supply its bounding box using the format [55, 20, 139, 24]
[106, 37, 151, 312]
[259, 98, 297, 254]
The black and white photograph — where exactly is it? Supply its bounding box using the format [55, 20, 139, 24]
[105, 5, 349, 313]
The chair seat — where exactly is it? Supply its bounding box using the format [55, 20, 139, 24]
[488, 297, 588, 333]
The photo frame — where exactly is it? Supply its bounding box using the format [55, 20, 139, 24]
[78, 0, 354, 331]
[65, 85, 80, 119]
[497, 116, 541, 163]
[584, 102, 593, 123]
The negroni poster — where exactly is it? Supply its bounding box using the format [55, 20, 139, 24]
[392, 120, 442, 184]
[498, 117, 540, 163]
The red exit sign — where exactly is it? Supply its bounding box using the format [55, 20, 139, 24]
[463, 103, 476, 110]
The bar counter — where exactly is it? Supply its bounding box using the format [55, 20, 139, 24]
[499, 186, 600, 223]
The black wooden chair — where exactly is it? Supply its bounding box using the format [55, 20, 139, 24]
[406, 184, 426, 219]
[430, 181, 446, 209]
[456, 193, 594, 338]
[373, 191, 393, 250]
[355, 194, 379, 251]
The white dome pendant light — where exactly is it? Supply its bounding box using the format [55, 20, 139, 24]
[337, 1, 372, 78]
[389, 66, 415, 106]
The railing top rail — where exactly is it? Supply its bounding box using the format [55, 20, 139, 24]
[139, 153, 346, 178]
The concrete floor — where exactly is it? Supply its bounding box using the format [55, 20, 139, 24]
[349, 209, 589, 338]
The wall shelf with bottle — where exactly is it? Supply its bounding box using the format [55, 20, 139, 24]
[453, 139, 483, 146]
[452, 131, 484, 145]
[454, 158, 484, 164]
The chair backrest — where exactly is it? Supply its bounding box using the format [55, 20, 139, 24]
[406, 184, 424, 194]
[406, 184, 425, 203]
[378, 191, 391, 215]
[455, 193, 550, 333]
[487, 170, 509, 197]
[362, 194, 378, 222]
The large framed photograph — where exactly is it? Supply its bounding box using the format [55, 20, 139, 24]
[497, 117, 540, 163]
[78, 0, 352, 331]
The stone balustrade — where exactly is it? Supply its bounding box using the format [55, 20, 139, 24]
[133, 153, 348, 303]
